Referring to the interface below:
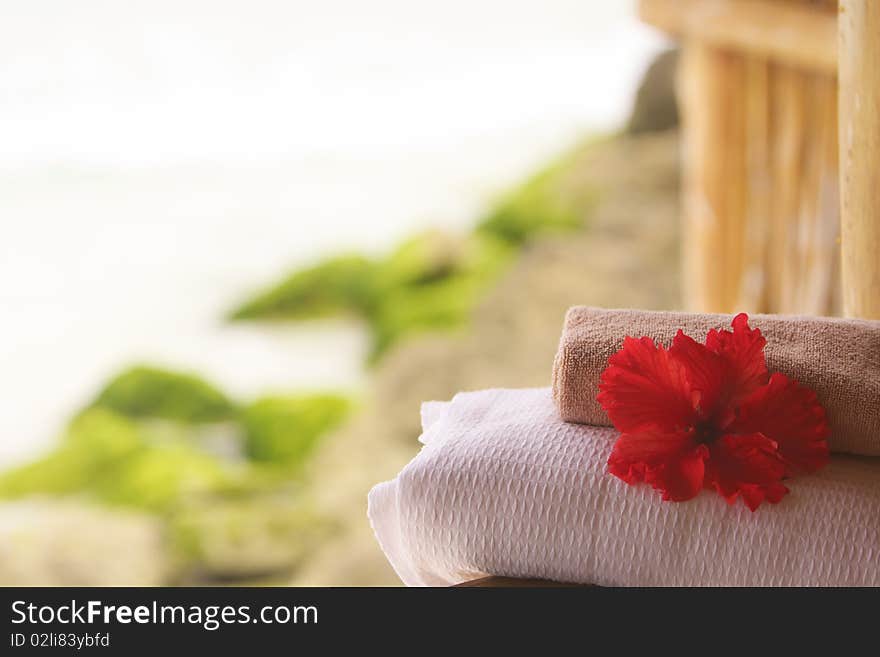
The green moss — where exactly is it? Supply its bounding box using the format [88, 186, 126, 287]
[368, 276, 483, 361]
[228, 229, 514, 362]
[476, 153, 587, 245]
[227, 136, 601, 360]
[378, 231, 511, 287]
[241, 394, 352, 466]
[91, 365, 236, 423]
[367, 234, 513, 360]
[91, 443, 233, 513]
[0, 407, 241, 514]
[229, 255, 377, 321]
[376, 230, 463, 288]
[0, 409, 143, 498]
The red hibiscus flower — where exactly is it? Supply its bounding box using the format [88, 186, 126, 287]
[597, 313, 829, 511]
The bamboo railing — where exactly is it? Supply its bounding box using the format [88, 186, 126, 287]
[642, 0, 850, 316]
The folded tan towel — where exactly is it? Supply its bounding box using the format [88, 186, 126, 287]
[552, 307, 880, 456]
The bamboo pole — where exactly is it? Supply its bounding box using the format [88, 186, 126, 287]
[723, 56, 748, 311]
[770, 65, 807, 313]
[678, 44, 734, 312]
[738, 56, 771, 312]
[839, 0, 880, 319]
[826, 76, 844, 316]
[797, 74, 839, 315]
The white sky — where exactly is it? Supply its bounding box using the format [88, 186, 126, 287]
[0, 1, 668, 465]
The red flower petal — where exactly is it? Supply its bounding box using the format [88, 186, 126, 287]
[607, 430, 707, 501]
[731, 372, 830, 473]
[669, 330, 725, 421]
[738, 483, 788, 511]
[704, 313, 769, 407]
[598, 336, 697, 433]
[705, 433, 788, 511]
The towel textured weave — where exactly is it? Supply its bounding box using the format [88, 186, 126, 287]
[368, 388, 880, 586]
[552, 307, 880, 456]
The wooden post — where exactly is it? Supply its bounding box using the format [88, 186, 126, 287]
[839, 0, 880, 319]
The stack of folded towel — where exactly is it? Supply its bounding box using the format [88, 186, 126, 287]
[369, 308, 880, 586]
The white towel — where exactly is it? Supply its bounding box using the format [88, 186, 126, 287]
[368, 388, 880, 586]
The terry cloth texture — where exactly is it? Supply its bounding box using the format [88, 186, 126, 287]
[552, 307, 880, 456]
[368, 388, 880, 586]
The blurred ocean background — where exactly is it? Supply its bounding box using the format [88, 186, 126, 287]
[0, 0, 664, 467]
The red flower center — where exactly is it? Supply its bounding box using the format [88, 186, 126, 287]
[597, 313, 830, 511]
[691, 419, 720, 445]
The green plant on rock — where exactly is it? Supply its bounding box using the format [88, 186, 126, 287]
[375, 229, 467, 288]
[91, 443, 235, 513]
[476, 152, 587, 245]
[229, 230, 515, 362]
[0, 407, 241, 514]
[226, 138, 600, 361]
[366, 232, 513, 360]
[369, 275, 486, 361]
[91, 365, 236, 423]
[229, 255, 377, 321]
[242, 394, 352, 466]
[0, 409, 143, 498]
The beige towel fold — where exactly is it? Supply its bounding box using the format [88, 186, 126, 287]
[552, 307, 880, 456]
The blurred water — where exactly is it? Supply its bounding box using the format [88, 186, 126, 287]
[0, 0, 665, 465]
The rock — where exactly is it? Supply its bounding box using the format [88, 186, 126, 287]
[0, 499, 169, 585]
[627, 49, 680, 135]
[169, 493, 327, 580]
